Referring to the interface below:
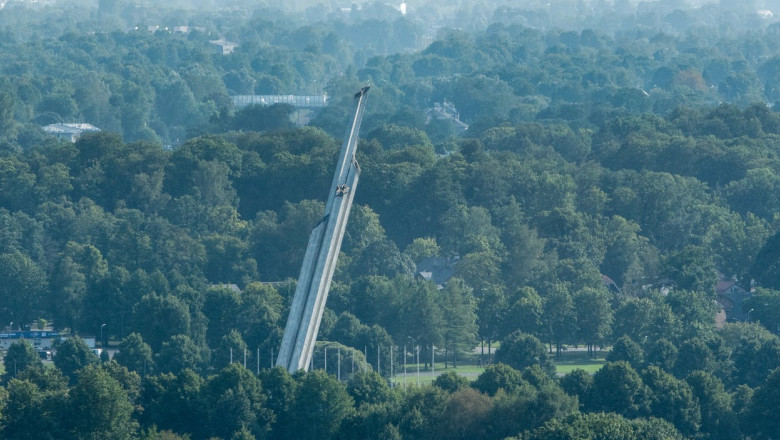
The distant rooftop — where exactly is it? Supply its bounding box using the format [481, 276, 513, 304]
[232, 95, 328, 108]
[427, 100, 469, 132]
[210, 39, 238, 55]
[416, 255, 459, 287]
[43, 123, 100, 142]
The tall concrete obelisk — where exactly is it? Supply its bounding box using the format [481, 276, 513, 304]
[276, 87, 370, 373]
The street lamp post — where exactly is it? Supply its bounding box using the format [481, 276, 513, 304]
[408, 336, 419, 387]
[748, 309, 755, 323]
[416, 344, 420, 386]
[403, 344, 407, 387]
[100, 323, 106, 348]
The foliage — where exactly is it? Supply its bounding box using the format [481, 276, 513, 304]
[289, 370, 354, 440]
[1, 3, 780, 438]
[494, 331, 555, 376]
[2, 340, 43, 381]
[65, 364, 138, 440]
[744, 367, 780, 440]
[54, 337, 99, 383]
[114, 332, 155, 376]
[471, 363, 528, 397]
[521, 412, 684, 440]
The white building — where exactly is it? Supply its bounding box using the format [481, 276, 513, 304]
[0, 330, 61, 351]
[210, 39, 238, 55]
[231, 94, 328, 109]
[43, 123, 100, 142]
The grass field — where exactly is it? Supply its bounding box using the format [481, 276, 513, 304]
[552, 349, 607, 374]
[390, 349, 608, 385]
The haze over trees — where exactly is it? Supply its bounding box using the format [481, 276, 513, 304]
[2, 0, 780, 439]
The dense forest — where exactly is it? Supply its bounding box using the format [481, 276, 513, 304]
[2, 0, 780, 439]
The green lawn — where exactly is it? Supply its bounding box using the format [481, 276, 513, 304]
[551, 349, 607, 374]
[390, 349, 607, 384]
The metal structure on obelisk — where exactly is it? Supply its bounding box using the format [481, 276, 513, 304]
[276, 87, 370, 373]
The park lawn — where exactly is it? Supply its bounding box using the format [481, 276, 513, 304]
[390, 349, 607, 385]
[391, 361, 484, 386]
[553, 350, 607, 374]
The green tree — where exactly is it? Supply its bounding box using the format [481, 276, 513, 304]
[744, 367, 780, 440]
[665, 288, 719, 340]
[214, 329, 248, 370]
[403, 237, 440, 262]
[674, 338, 717, 377]
[230, 103, 295, 132]
[495, 331, 555, 376]
[471, 363, 528, 397]
[289, 370, 355, 440]
[436, 387, 492, 440]
[0, 156, 37, 212]
[474, 283, 507, 362]
[113, 332, 155, 376]
[15, 364, 68, 392]
[613, 295, 682, 344]
[743, 288, 780, 336]
[49, 253, 87, 332]
[346, 370, 393, 408]
[439, 205, 503, 256]
[133, 293, 192, 352]
[2, 378, 67, 439]
[3, 340, 43, 380]
[573, 286, 613, 355]
[686, 370, 741, 440]
[662, 245, 718, 294]
[139, 370, 204, 436]
[439, 278, 478, 368]
[607, 335, 645, 369]
[520, 412, 684, 440]
[396, 386, 447, 440]
[0, 91, 14, 136]
[388, 277, 444, 369]
[236, 281, 284, 356]
[642, 366, 701, 436]
[504, 286, 544, 340]
[350, 239, 416, 278]
[644, 338, 678, 372]
[502, 223, 550, 291]
[201, 363, 273, 440]
[559, 368, 593, 409]
[366, 123, 434, 152]
[65, 364, 137, 440]
[542, 283, 576, 356]
[588, 361, 650, 417]
[203, 285, 243, 349]
[139, 427, 192, 440]
[155, 334, 206, 375]
[0, 251, 47, 330]
[720, 322, 780, 387]
[54, 336, 99, 382]
[203, 234, 257, 285]
[258, 366, 298, 440]
[433, 370, 470, 393]
[752, 230, 780, 289]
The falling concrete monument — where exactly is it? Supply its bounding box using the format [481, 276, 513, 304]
[276, 87, 370, 373]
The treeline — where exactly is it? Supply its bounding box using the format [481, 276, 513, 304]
[5, 1, 780, 145]
[2, 327, 780, 440]
[1, 104, 780, 437]
[1, 2, 780, 439]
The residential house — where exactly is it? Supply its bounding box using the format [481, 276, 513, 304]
[415, 256, 459, 288]
[716, 280, 751, 322]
